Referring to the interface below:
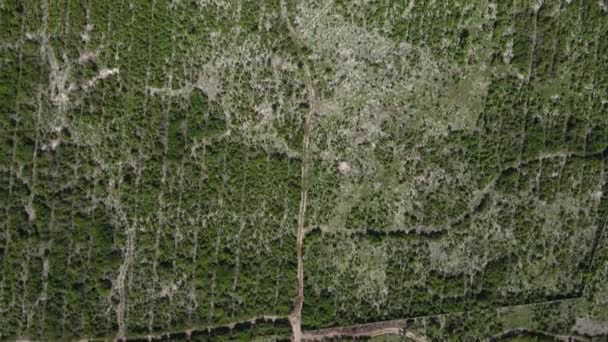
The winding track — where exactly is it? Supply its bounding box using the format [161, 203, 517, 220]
[279, 1, 318, 341]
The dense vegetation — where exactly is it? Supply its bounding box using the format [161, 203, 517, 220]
[1, 0, 607, 340]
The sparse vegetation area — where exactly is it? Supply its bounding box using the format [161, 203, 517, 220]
[0, 0, 607, 341]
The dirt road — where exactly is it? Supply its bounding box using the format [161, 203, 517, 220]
[280, 1, 318, 341]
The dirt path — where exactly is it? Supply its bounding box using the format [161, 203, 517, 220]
[301, 320, 428, 341]
[300, 297, 585, 341]
[280, 1, 317, 341]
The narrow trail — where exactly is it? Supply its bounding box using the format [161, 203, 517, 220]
[88, 291, 582, 340]
[280, 1, 317, 341]
[300, 297, 583, 341]
[302, 324, 428, 342]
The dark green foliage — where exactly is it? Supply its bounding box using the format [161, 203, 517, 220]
[1, 0, 608, 340]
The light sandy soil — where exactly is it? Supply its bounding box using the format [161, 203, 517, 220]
[301, 320, 428, 341]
